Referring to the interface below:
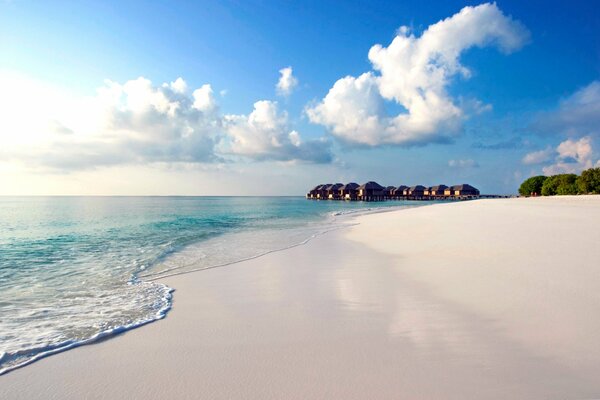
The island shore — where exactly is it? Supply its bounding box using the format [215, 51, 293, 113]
[2, 196, 600, 399]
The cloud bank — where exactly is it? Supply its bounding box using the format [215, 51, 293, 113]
[307, 3, 529, 146]
[0, 75, 221, 170]
[523, 137, 599, 175]
[522, 81, 600, 175]
[542, 137, 599, 175]
[0, 74, 330, 170]
[223, 100, 332, 163]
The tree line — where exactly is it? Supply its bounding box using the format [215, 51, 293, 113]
[519, 167, 600, 196]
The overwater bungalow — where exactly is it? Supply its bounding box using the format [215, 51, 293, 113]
[339, 182, 359, 200]
[358, 181, 385, 201]
[317, 183, 332, 199]
[451, 184, 480, 197]
[408, 185, 426, 198]
[383, 186, 396, 199]
[429, 184, 448, 197]
[307, 184, 324, 199]
[393, 185, 408, 198]
[326, 183, 344, 199]
[307, 181, 481, 201]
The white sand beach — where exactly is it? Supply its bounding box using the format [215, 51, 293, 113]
[2, 196, 600, 399]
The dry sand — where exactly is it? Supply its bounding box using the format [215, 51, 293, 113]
[2, 196, 600, 399]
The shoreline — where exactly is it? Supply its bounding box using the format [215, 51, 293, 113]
[0, 200, 427, 377]
[141, 201, 427, 281]
[0, 200, 426, 377]
[2, 196, 600, 399]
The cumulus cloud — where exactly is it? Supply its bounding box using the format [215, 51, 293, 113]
[81, 77, 220, 165]
[556, 137, 593, 161]
[533, 81, 600, 137]
[0, 74, 331, 170]
[192, 84, 218, 114]
[448, 159, 479, 168]
[307, 3, 529, 146]
[276, 66, 298, 96]
[522, 147, 553, 165]
[0, 75, 222, 170]
[168, 77, 188, 94]
[523, 82, 600, 174]
[306, 72, 387, 145]
[222, 100, 332, 163]
[540, 137, 598, 175]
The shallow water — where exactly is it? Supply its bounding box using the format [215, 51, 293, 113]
[0, 196, 428, 374]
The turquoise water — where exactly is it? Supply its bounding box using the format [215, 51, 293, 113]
[0, 196, 428, 375]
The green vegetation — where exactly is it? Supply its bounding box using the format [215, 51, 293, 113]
[541, 174, 578, 196]
[520, 168, 600, 196]
[577, 167, 600, 194]
[518, 175, 547, 196]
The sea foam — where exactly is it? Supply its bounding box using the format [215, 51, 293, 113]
[0, 196, 421, 375]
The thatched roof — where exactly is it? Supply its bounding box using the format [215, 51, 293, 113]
[339, 182, 359, 191]
[328, 183, 344, 191]
[451, 184, 478, 191]
[409, 185, 426, 191]
[358, 181, 384, 190]
[430, 184, 448, 191]
[392, 187, 406, 195]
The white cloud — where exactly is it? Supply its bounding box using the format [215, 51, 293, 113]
[223, 100, 332, 163]
[448, 159, 479, 168]
[522, 147, 553, 165]
[541, 137, 596, 175]
[0, 74, 220, 169]
[168, 77, 188, 94]
[276, 66, 298, 96]
[307, 3, 529, 146]
[533, 81, 600, 137]
[306, 72, 386, 145]
[0, 73, 331, 171]
[556, 136, 592, 161]
[526, 82, 600, 174]
[87, 76, 220, 165]
[192, 84, 217, 114]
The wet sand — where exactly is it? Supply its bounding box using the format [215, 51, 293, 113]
[2, 196, 600, 399]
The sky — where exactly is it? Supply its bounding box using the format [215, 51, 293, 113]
[1, 0, 599, 195]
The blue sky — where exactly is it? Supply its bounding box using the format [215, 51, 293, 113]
[1, 0, 599, 195]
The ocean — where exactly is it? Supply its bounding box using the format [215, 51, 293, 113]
[0, 196, 428, 375]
